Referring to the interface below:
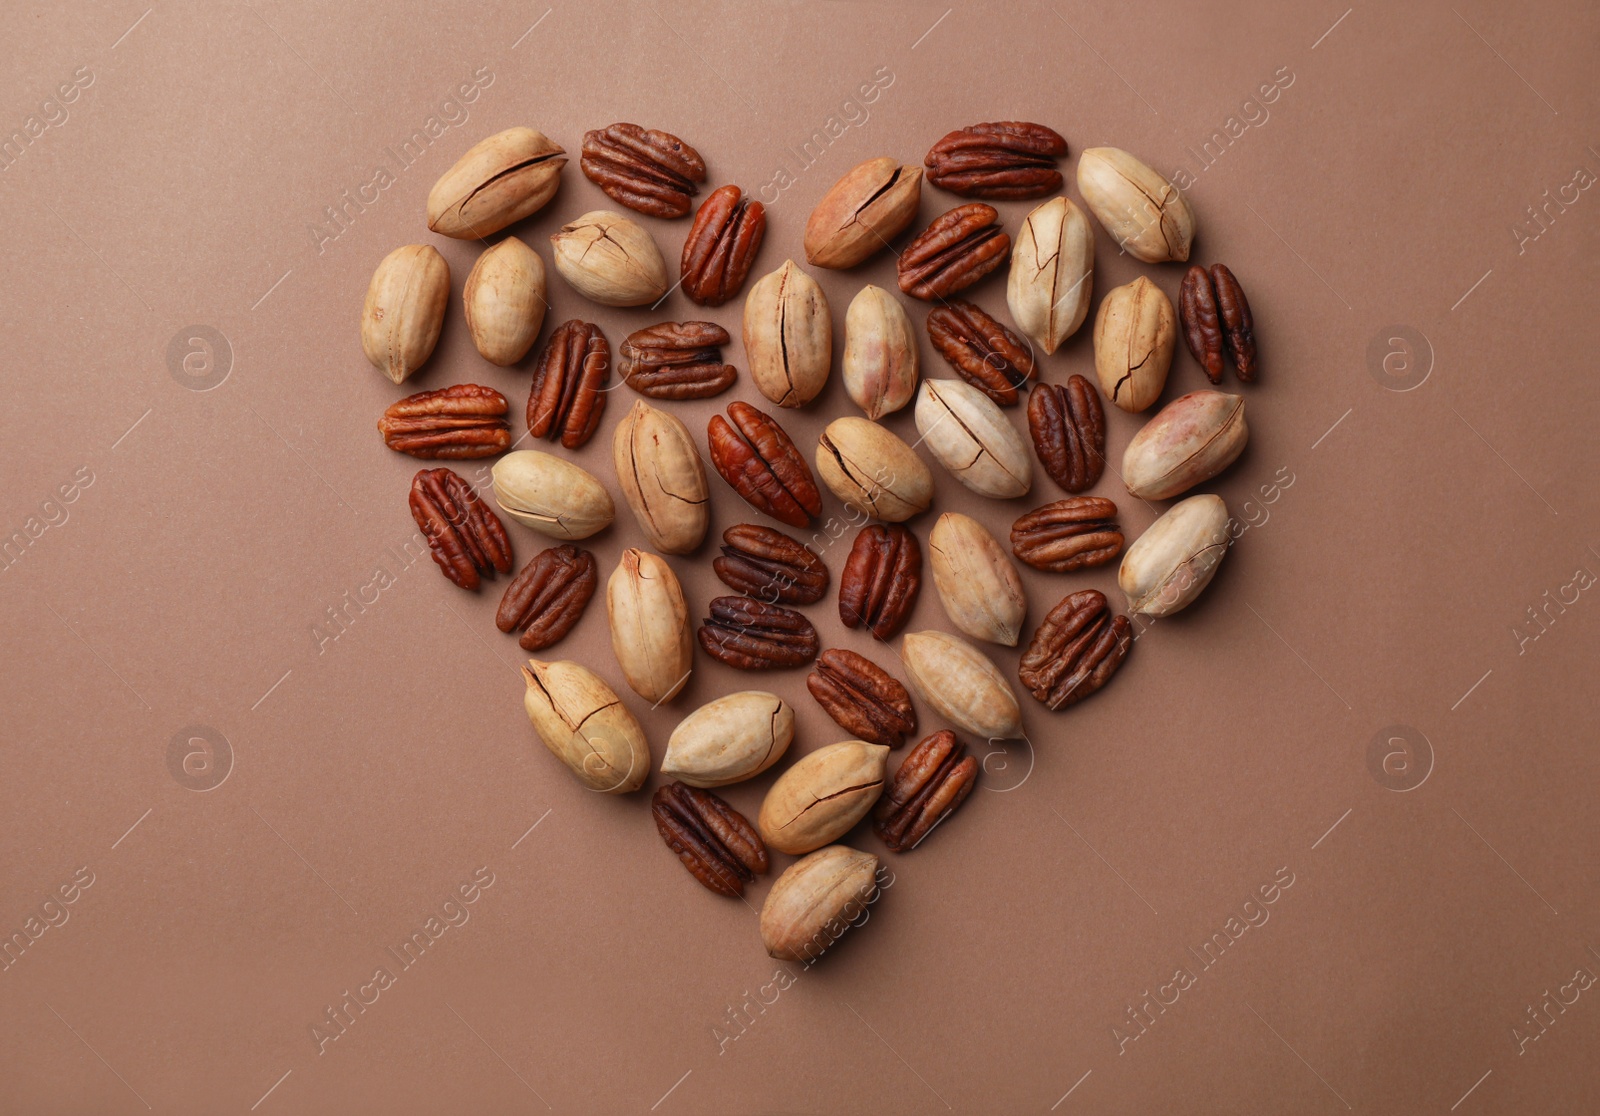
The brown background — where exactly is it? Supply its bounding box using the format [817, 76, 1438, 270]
[2, 1, 1597, 1113]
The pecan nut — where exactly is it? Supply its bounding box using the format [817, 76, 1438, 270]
[526, 320, 609, 450]
[839, 524, 921, 640]
[1028, 375, 1106, 493]
[409, 468, 513, 591]
[698, 596, 819, 670]
[1018, 590, 1131, 710]
[713, 524, 829, 605]
[681, 185, 766, 306]
[924, 122, 1068, 199]
[897, 203, 1010, 301]
[926, 301, 1035, 405]
[872, 730, 978, 851]
[378, 384, 511, 459]
[580, 123, 706, 219]
[652, 782, 768, 897]
[495, 544, 597, 650]
[617, 321, 736, 400]
[1010, 497, 1123, 572]
[807, 648, 917, 748]
[1180, 263, 1256, 383]
[706, 401, 822, 528]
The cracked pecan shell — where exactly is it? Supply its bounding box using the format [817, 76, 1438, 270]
[698, 596, 819, 670]
[839, 524, 921, 640]
[653, 782, 768, 897]
[897, 203, 1010, 301]
[618, 321, 736, 400]
[494, 544, 597, 651]
[926, 300, 1036, 406]
[527, 320, 609, 450]
[713, 524, 829, 605]
[924, 121, 1068, 200]
[1018, 589, 1131, 710]
[873, 730, 978, 851]
[706, 402, 822, 528]
[378, 384, 511, 459]
[580, 122, 706, 219]
[409, 467, 513, 591]
[1028, 375, 1106, 493]
[1010, 497, 1123, 573]
[808, 648, 917, 749]
[681, 185, 767, 307]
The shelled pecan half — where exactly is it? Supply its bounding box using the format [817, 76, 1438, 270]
[494, 544, 597, 650]
[580, 123, 706, 218]
[527, 320, 609, 449]
[1179, 263, 1257, 383]
[1018, 590, 1131, 710]
[925, 300, 1036, 406]
[872, 730, 978, 851]
[698, 596, 819, 669]
[617, 321, 737, 400]
[1010, 498, 1123, 573]
[681, 185, 766, 306]
[839, 524, 922, 640]
[807, 648, 917, 749]
[706, 401, 822, 528]
[713, 524, 829, 605]
[924, 121, 1067, 199]
[1027, 375, 1106, 493]
[409, 467, 513, 591]
[378, 384, 511, 459]
[652, 782, 768, 897]
[897, 203, 1010, 301]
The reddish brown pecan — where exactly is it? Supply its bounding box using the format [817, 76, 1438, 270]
[681, 185, 766, 306]
[408, 467, 513, 591]
[897, 203, 1010, 301]
[839, 524, 921, 640]
[872, 730, 978, 851]
[1179, 264, 1257, 384]
[926, 300, 1036, 405]
[494, 544, 597, 650]
[527, 320, 609, 450]
[706, 401, 822, 528]
[1019, 590, 1131, 710]
[580, 123, 707, 219]
[924, 122, 1068, 199]
[617, 321, 737, 400]
[698, 596, 819, 669]
[1027, 375, 1106, 492]
[807, 648, 917, 748]
[1010, 497, 1123, 573]
[713, 524, 829, 605]
[378, 384, 511, 459]
[652, 782, 768, 897]
[1211, 264, 1257, 382]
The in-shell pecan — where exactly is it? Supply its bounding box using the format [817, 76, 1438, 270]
[681, 185, 766, 307]
[839, 524, 921, 640]
[807, 648, 917, 748]
[1180, 263, 1257, 384]
[652, 782, 768, 897]
[872, 730, 978, 851]
[494, 544, 597, 650]
[580, 122, 706, 219]
[926, 300, 1036, 406]
[618, 321, 736, 400]
[713, 524, 829, 605]
[924, 122, 1068, 199]
[1010, 497, 1123, 572]
[409, 467, 513, 591]
[698, 596, 819, 670]
[1028, 375, 1106, 493]
[378, 384, 511, 459]
[706, 401, 822, 528]
[527, 320, 609, 449]
[1018, 589, 1131, 710]
[897, 203, 1010, 301]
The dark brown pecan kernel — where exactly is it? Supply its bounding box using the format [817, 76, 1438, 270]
[807, 648, 917, 748]
[839, 524, 921, 640]
[618, 321, 737, 400]
[926, 300, 1036, 405]
[872, 730, 978, 851]
[681, 185, 767, 307]
[698, 596, 819, 670]
[713, 524, 829, 605]
[652, 782, 768, 897]
[924, 122, 1068, 199]
[494, 544, 597, 650]
[1211, 264, 1257, 382]
[897, 203, 1010, 301]
[1180, 264, 1257, 384]
[580, 123, 706, 219]
[1018, 590, 1131, 710]
[1028, 375, 1106, 492]
[1010, 498, 1123, 572]
[409, 468, 513, 591]
[378, 384, 511, 459]
[706, 401, 822, 528]
[527, 320, 609, 449]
